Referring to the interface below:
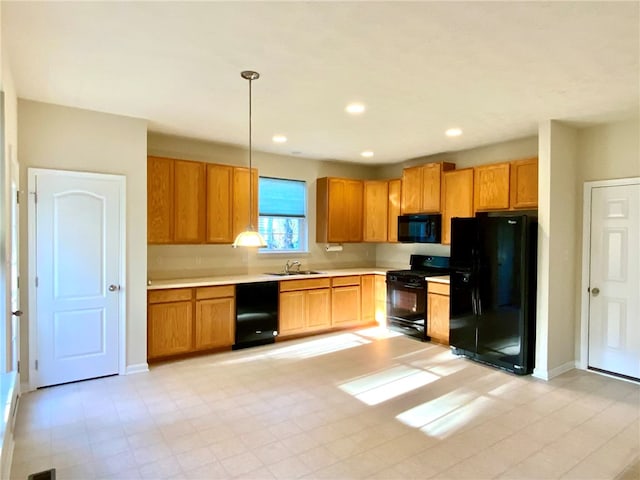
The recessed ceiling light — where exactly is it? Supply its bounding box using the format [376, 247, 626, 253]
[272, 135, 287, 143]
[445, 128, 462, 137]
[346, 103, 366, 114]
[361, 151, 374, 158]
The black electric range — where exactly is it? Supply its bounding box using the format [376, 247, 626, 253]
[386, 254, 450, 341]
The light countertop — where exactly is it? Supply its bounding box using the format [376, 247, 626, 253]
[147, 267, 405, 290]
[426, 275, 450, 284]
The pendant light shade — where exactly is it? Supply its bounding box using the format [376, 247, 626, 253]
[233, 70, 267, 248]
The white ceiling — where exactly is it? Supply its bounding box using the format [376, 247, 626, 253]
[3, 1, 639, 164]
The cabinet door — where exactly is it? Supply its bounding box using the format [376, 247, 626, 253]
[148, 301, 192, 359]
[327, 178, 347, 242]
[147, 156, 174, 244]
[474, 162, 510, 211]
[363, 181, 388, 242]
[442, 169, 474, 245]
[194, 297, 235, 349]
[401, 166, 422, 214]
[346, 179, 364, 242]
[360, 275, 376, 323]
[306, 288, 331, 331]
[422, 163, 442, 213]
[510, 158, 538, 209]
[279, 291, 306, 335]
[332, 285, 361, 327]
[206, 164, 233, 243]
[427, 293, 450, 344]
[387, 179, 401, 243]
[174, 160, 206, 243]
[233, 167, 259, 238]
[375, 274, 387, 325]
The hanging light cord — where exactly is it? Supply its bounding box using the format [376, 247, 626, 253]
[248, 75, 253, 230]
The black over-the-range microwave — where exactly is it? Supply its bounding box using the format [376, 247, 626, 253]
[397, 214, 442, 243]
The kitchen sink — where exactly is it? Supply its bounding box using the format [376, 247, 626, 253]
[265, 270, 323, 276]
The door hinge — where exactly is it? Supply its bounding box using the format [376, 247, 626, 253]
[35, 277, 39, 288]
[17, 361, 19, 373]
[16, 276, 19, 289]
[16, 190, 19, 205]
[35, 360, 38, 370]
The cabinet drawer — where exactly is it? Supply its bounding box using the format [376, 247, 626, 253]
[428, 282, 450, 296]
[196, 285, 235, 300]
[280, 277, 331, 292]
[331, 276, 361, 287]
[148, 288, 193, 304]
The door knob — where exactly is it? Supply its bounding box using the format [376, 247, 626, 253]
[108, 284, 120, 292]
[591, 287, 600, 296]
[12, 310, 23, 316]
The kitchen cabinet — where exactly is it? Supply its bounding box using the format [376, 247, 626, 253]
[279, 277, 331, 336]
[474, 162, 510, 211]
[331, 276, 361, 327]
[442, 168, 474, 245]
[387, 179, 401, 243]
[510, 157, 538, 209]
[147, 157, 206, 244]
[317, 177, 363, 243]
[427, 282, 450, 344]
[232, 167, 259, 239]
[206, 163, 233, 243]
[194, 285, 235, 350]
[148, 285, 235, 360]
[147, 156, 174, 244]
[375, 274, 387, 325]
[361, 274, 387, 325]
[401, 162, 455, 214]
[363, 180, 389, 242]
[147, 288, 193, 359]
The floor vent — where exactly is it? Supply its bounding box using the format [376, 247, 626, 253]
[28, 468, 56, 480]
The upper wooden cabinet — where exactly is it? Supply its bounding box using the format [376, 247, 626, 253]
[510, 157, 538, 209]
[363, 180, 389, 242]
[474, 162, 511, 211]
[148, 156, 259, 245]
[387, 179, 401, 243]
[442, 168, 474, 245]
[474, 158, 538, 212]
[174, 160, 206, 243]
[317, 177, 363, 243]
[232, 167, 258, 239]
[206, 164, 233, 243]
[148, 156, 174, 244]
[401, 162, 455, 214]
[148, 156, 205, 244]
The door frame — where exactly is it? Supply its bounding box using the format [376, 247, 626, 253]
[579, 176, 640, 371]
[27, 168, 127, 390]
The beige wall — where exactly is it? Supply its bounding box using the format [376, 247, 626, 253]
[18, 100, 148, 376]
[147, 133, 377, 279]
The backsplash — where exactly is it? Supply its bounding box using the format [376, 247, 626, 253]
[148, 243, 378, 280]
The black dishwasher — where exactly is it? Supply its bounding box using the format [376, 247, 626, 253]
[234, 281, 279, 350]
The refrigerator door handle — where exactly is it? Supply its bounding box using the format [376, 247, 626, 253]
[477, 292, 482, 315]
[471, 288, 477, 315]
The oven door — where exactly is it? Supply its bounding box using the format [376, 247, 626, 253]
[386, 277, 427, 323]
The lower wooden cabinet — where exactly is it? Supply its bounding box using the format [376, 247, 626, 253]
[147, 285, 235, 360]
[331, 276, 361, 327]
[279, 278, 331, 336]
[427, 282, 450, 344]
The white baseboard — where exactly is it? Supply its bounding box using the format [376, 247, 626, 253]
[0, 372, 18, 480]
[125, 363, 149, 375]
[533, 360, 577, 381]
[20, 381, 33, 394]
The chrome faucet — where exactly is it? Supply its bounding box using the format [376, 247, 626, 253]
[284, 260, 301, 274]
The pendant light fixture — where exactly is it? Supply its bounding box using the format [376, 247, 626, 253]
[233, 70, 267, 248]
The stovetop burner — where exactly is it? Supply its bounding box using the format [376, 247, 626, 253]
[386, 254, 450, 279]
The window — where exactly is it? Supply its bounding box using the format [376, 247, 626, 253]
[258, 177, 307, 253]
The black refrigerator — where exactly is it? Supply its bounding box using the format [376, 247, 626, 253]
[449, 213, 537, 375]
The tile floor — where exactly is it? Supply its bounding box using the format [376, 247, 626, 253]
[9, 328, 640, 479]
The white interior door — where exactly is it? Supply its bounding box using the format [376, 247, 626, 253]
[34, 170, 122, 387]
[588, 182, 640, 380]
